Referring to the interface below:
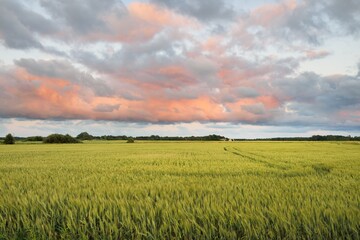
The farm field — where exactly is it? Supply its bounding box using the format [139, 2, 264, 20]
[0, 141, 359, 239]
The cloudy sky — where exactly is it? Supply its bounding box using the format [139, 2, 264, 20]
[0, 0, 359, 138]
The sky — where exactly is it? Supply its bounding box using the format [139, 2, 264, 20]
[0, 0, 359, 138]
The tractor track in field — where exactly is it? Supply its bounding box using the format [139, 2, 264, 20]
[223, 146, 289, 170]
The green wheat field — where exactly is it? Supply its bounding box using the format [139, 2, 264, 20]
[0, 141, 359, 239]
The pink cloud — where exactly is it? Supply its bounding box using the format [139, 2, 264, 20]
[305, 50, 331, 59]
[128, 2, 195, 27]
[0, 65, 279, 123]
[250, 0, 297, 27]
[89, 2, 199, 43]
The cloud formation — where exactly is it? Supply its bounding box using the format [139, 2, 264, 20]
[0, 0, 359, 132]
[149, 0, 236, 22]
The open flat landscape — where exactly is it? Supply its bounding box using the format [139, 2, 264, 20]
[1, 0, 360, 239]
[0, 141, 359, 239]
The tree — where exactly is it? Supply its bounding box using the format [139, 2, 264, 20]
[4, 133, 15, 144]
[127, 138, 135, 143]
[76, 132, 94, 140]
[43, 134, 80, 144]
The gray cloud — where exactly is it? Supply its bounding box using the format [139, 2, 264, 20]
[230, 0, 360, 50]
[39, 0, 126, 34]
[235, 87, 259, 98]
[93, 104, 120, 113]
[274, 72, 360, 109]
[0, 0, 127, 50]
[15, 58, 113, 97]
[150, 0, 236, 22]
[0, 18, 41, 49]
[279, 0, 360, 43]
[323, 0, 360, 34]
[0, 0, 52, 49]
[242, 103, 265, 115]
[271, 70, 360, 127]
[72, 32, 178, 74]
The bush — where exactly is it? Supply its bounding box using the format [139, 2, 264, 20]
[4, 134, 15, 144]
[43, 134, 80, 144]
[127, 138, 135, 143]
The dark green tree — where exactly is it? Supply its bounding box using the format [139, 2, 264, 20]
[76, 132, 94, 140]
[43, 134, 80, 144]
[4, 133, 15, 144]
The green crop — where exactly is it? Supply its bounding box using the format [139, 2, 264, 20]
[0, 141, 359, 239]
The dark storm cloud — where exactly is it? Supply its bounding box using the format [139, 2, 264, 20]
[150, 0, 236, 22]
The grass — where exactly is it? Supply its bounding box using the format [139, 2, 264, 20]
[0, 141, 359, 239]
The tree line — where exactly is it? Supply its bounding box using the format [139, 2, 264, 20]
[1, 133, 227, 144]
[1, 132, 360, 144]
[235, 135, 360, 141]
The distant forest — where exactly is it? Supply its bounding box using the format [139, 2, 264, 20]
[2, 132, 360, 142]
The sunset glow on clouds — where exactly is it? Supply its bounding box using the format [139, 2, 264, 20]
[0, 0, 359, 137]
